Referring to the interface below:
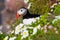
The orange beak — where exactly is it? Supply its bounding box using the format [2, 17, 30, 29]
[16, 13, 19, 19]
[16, 13, 22, 19]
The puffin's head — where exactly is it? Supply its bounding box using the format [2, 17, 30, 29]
[17, 8, 28, 16]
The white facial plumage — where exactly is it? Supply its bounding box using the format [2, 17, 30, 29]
[17, 8, 27, 16]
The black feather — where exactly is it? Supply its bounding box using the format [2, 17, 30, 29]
[21, 8, 40, 19]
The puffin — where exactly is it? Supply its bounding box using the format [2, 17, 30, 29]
[17, 7, 40, 19]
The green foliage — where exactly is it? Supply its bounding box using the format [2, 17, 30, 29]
[0, 34, 6, 40]
[54, 4, 60, 15]
[29, 0, 50, 14]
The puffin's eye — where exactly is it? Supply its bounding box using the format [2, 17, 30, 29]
[21, 10, 23, 12]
